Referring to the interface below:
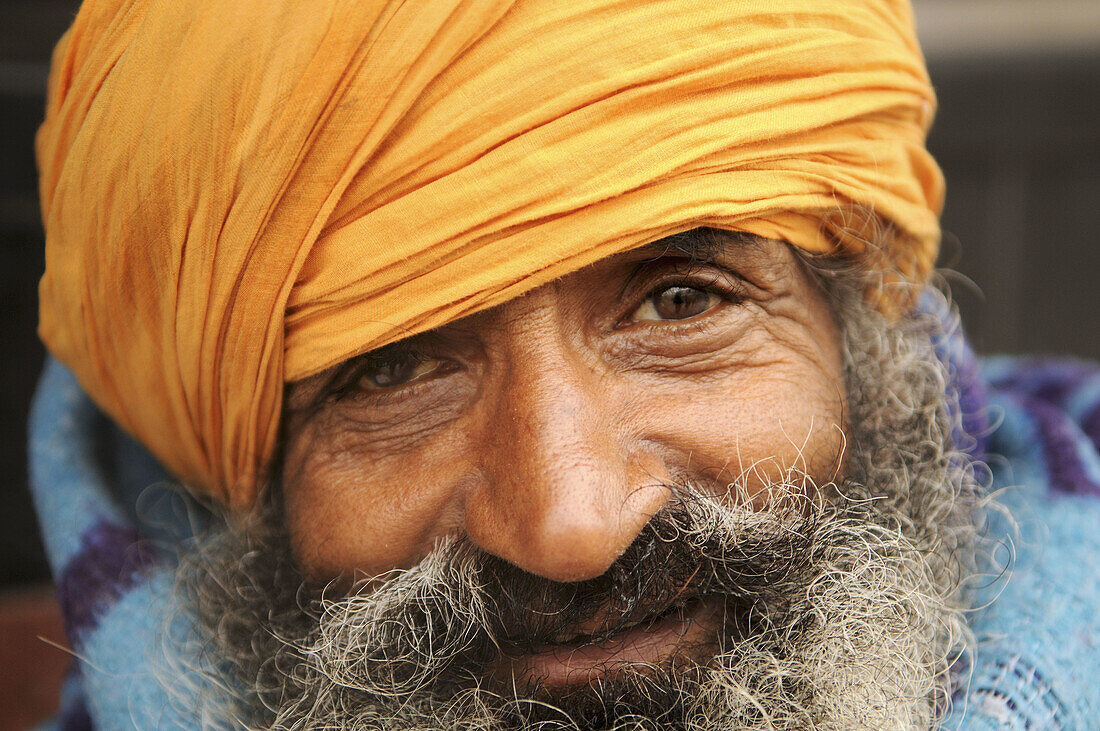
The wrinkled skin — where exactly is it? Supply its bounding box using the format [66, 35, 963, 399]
[283, 231, 846, 583]
[177, 235, 978, 729]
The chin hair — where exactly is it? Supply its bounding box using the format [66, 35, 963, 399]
[166, 272, 986, 731]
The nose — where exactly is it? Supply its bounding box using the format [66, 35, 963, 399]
[463, 316, 671, 583]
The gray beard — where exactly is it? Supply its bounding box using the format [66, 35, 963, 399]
[173, 283, 982, 730]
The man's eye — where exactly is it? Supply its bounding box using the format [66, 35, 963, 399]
[358, 354, 443, 390]
[630, 285, 722, 322]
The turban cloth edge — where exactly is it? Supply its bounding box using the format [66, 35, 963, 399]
[37, 0, 944, 507]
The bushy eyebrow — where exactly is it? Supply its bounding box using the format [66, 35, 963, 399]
[633, 228, 775, 268]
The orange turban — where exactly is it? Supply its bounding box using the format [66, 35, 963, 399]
[37, 0, 943, 507]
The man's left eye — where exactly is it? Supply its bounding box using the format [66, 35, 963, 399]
[630, 285, 722, 322]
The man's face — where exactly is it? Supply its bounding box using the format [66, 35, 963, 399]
[184, 230, 975, 729]
[282, 231, 846, 582]
[278, 231, 845, 685]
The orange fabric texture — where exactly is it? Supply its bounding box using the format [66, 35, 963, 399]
[37, 0, 943, 507]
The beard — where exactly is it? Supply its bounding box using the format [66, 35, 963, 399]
[174, 283, 982, 730]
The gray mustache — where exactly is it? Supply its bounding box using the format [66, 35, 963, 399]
[480, 494, 822, 653]
[315, 490, 831, 696]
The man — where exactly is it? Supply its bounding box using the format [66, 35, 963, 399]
[28, 0, 1100, 729]
[173, 234, 982, 729]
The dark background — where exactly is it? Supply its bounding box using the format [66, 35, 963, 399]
[1, 1, 1098, 589]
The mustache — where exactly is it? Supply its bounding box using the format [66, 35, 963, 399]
[483, 495, 820, 653]
[303, 489, 830, 697]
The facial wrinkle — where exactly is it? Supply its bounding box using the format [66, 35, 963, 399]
[173, 283, 981, 730]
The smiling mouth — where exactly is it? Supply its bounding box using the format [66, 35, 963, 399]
[492, 597, 722, 688]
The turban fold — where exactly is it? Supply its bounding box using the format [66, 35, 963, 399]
[37, 0, 943, 507]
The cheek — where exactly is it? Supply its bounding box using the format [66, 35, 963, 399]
[629, 330, 846, 498]
[281, 424, 470, 579]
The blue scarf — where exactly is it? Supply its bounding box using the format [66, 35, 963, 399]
[29, 301, 1100, 729]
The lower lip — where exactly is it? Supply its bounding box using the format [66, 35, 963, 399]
[497, 598, 720, 688]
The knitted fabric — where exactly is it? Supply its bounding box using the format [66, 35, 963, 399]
[939, 357, 1100, 729]
[28, 317, 1100, 728]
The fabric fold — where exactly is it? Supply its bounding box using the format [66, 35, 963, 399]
[38, 0, 942, 503]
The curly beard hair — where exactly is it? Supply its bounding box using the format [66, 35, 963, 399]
[172, 273, 984, 731]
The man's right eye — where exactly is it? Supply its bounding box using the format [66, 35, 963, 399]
[357, 352, 445, 391]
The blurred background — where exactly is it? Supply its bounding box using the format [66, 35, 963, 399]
[0, 0, 1097, 725]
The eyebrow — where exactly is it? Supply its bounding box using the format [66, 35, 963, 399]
[633, 227, 773, 266]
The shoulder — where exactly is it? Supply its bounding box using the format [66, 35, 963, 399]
[945, 356, 1100, 729]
